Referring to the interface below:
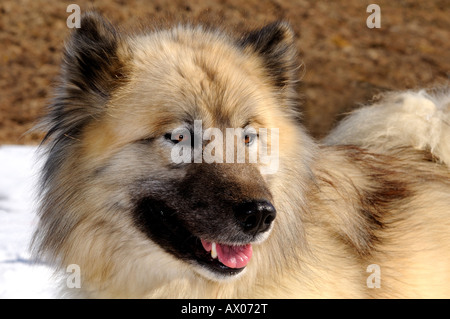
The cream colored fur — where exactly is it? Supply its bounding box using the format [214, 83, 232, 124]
[324, 89, 450, 166]
[32, 13, 450, 299]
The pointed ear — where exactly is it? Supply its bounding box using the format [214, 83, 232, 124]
[45, 12, 130, 142]
[239, 21, 298, 90]
[62, 11, 128, 105]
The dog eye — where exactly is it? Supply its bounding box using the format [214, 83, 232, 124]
[164, 133, 187, 144]
[244, 133, 257, 146]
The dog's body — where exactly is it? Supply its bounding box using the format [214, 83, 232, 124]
[32, 13, 450, 298]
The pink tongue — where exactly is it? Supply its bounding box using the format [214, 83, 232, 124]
[201, 239, 252, 269]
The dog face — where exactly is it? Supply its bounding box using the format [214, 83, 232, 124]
[37, 13, 305, 282]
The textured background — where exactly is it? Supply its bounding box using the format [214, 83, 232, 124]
[1, 0, 449, 144]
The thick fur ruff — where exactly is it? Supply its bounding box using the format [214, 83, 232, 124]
[32, 13, 450, 298]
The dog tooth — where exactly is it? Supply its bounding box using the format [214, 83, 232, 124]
[211, 242, 217, 259]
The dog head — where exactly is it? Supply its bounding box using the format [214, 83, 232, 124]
[36, 12, 311, 290]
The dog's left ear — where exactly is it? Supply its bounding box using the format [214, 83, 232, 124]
[239, 22, 298, 91]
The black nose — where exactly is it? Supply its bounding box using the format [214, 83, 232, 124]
[234, 200, 276, 235]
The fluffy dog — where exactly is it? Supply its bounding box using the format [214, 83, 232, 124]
[32, 12, 450, 298]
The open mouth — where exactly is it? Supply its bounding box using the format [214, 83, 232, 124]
[195, 239, 253, 275]
[134, 197, 255, 277]
[200, 240, 252, 269]
[173, 235, 253, 277]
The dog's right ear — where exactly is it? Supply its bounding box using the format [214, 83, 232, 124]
[44, 12, 130, 143]
[62, 11, 128, 107]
